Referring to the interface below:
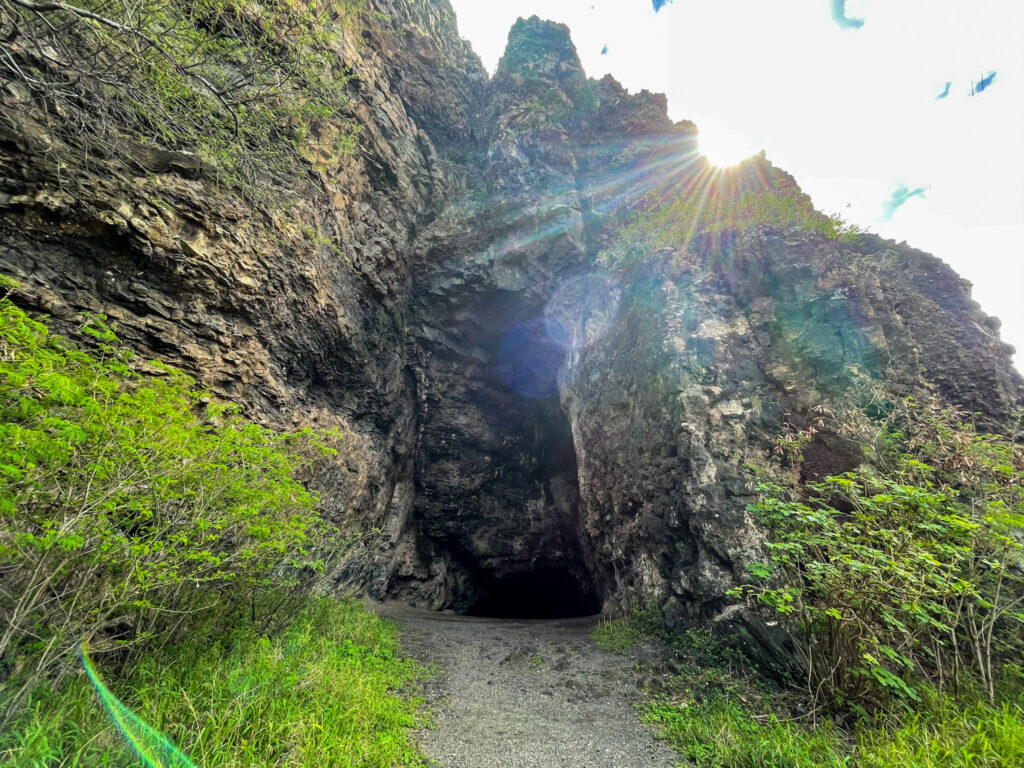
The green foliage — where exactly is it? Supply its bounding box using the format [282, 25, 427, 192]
[643, 690, 1024, 768]
[600, 158, 866, 272]
[648, 187, 860, 246]
[2, 0, 363, 198]
[600, 179, 863, 270]
[0, 282, 344, 721]
[736, 396, 1024, 713]
[0, 598, 430, 767]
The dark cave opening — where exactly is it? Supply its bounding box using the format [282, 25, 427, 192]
[456, 398, 601, 620]
[399, 287, 606, 620]
[465, 567, 601, 619]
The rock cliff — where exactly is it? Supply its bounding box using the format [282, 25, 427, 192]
[2, 1, 1020, 667]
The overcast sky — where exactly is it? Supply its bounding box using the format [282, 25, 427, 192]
[448, 0, 1024, 368]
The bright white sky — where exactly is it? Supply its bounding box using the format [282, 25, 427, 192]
[448, 0, 1024, 368]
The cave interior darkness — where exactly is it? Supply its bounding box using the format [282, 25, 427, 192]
[466, 567, 601, 619]
[461, 404, 601, 620]
[408, 287, 607, 620]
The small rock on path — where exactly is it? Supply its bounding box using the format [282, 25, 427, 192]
[372, 602, 679, 768]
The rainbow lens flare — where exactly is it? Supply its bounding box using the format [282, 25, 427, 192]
[80, 645, 196, 768]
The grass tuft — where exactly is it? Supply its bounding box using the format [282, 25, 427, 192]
[592, 617, 647, 651]
[592, 604, 667, 651]
[642, 697, 849, 768]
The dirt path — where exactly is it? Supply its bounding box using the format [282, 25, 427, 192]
[371, 603, 679, 768]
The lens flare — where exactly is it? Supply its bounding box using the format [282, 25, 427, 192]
[81, 645, 196, 768]
[697, 119, 761, 168]
[499, 317, 568, 399]
[443, 135, 701, 275]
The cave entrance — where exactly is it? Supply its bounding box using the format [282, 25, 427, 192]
[399, 288, 605, 618]
[466, 567, 600, 619]
[459, 399, 600, 619]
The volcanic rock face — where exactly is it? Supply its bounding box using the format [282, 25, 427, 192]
[1, 2, 1020, 663]
[0, 0, 487, 557]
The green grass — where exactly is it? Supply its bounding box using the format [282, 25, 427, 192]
[641, 693, 1024, 768]
[592, 617, 647, 651]
[857, 697, 1024, 768]
[0, 598, 429, 767]
[642, 696, 850, 768]
[592, 604, 667, 651]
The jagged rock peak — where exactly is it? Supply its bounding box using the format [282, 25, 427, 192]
[493, 17, 691, 141]
[496, 16, 583, 81]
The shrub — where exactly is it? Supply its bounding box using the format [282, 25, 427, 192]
[0, 280, 342, 723]
[737, 396, 1024, 713]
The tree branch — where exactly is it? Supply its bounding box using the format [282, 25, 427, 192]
[6, 0, 239, 137]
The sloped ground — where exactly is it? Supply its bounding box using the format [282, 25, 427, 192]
[372, 603, 678, 768]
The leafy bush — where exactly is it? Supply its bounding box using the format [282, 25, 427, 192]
[0, 597, 430, 767]
[0, 281, 342, 722]
[737, 396, 1024, 713]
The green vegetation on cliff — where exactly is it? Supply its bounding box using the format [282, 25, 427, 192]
[1, 0, 362, 195]
[600, 392, 1024, 768]
[640, 185, 861, 246]
[598, 161, 862, 269]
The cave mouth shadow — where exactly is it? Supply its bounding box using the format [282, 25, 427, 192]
[465, 567, 600, 619]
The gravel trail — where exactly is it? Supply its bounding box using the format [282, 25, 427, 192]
[371, 602, 679, 768]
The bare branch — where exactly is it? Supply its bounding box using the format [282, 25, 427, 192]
[6, 0, 239, 137]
